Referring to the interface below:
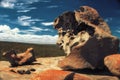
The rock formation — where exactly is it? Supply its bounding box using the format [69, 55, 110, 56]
[104, 54, 120, 76]
[3, 47, 36, 67]
[53, 6, 119, 70]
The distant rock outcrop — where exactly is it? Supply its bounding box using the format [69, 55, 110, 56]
[53, 6, 119, 70]
[3, 47, 36, 67]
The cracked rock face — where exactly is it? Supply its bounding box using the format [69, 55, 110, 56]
[53, 6, 119, 70]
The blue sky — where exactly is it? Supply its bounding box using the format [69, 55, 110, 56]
[0, 0, 119, 44]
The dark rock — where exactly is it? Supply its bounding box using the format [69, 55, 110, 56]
[24, 70, 31, 74]
[30, 68, 36, 71]
[17, 70, 25, 74]
[10, 69, 16, 73]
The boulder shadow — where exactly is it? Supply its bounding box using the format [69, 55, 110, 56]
[66, 68, 114, 76]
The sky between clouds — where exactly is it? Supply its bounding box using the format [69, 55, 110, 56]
[0, 0, 120, 44]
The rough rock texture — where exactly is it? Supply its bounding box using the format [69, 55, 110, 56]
[2, 47, 36, 67]
[53, 6, 119, 70]
[0, 57, 120, 80]
[31, 69, 119, 80]
[0, 57, 63, 80]
[104, 54, 120, 76]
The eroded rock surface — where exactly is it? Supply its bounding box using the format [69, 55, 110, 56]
[53, 6, 119, 70]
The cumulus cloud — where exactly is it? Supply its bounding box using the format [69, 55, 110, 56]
[0, 25, 19, 34]
[41, 22, 53, 26]
[0, 0, 16, 9]
[0, 0, 38, 13]
[18, 16, 42, 26]
[0, 24, 57, 44]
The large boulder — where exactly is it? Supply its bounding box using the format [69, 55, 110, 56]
[53, 6, 119, 70]
[104, 54, 120, 76]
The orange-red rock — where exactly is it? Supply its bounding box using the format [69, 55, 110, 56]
[31, 70, 119, 80]
[30, 70, 91, 80]
[104, 54, 120, 76]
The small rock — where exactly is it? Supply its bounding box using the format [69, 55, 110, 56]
[104, 54, 120, 76]
[30, 68, 36, 71]
[17, 70, 25, 74]
[10, 69, 16, 73]
[24, 70, 31, 74]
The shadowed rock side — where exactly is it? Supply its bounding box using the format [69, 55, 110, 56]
[53, 6, 119, 70]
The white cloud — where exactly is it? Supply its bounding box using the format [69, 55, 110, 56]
[0, 25, 19, 34]
[41, 22, 53, 26]
[17, 9, 30, 13]
[31, 26, 52, 31]
[105, 17, 113, 22]
[47, 5, 58, 8]
[27, 0, 39, 4]
[0, 24, 57, 44]
[17, 7, 37, 13]
[18, 16, 42, 26]
[0, 0, 38, 13]
[20, 26, 52, 34]
[116, 29, 120, 33]
[0, 0, 16, 9]
[39, 0, 50, 3]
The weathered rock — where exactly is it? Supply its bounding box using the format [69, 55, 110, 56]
[53, 6, 119, 70]
[74, 6, 111, 34]
[30, 70, 119, 80]
[104, 54, 120, 76]
[3, 47, 36, 67]
[17, 47, 36, 65]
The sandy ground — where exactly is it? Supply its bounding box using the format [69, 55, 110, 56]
[0, 56, 64, 80]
